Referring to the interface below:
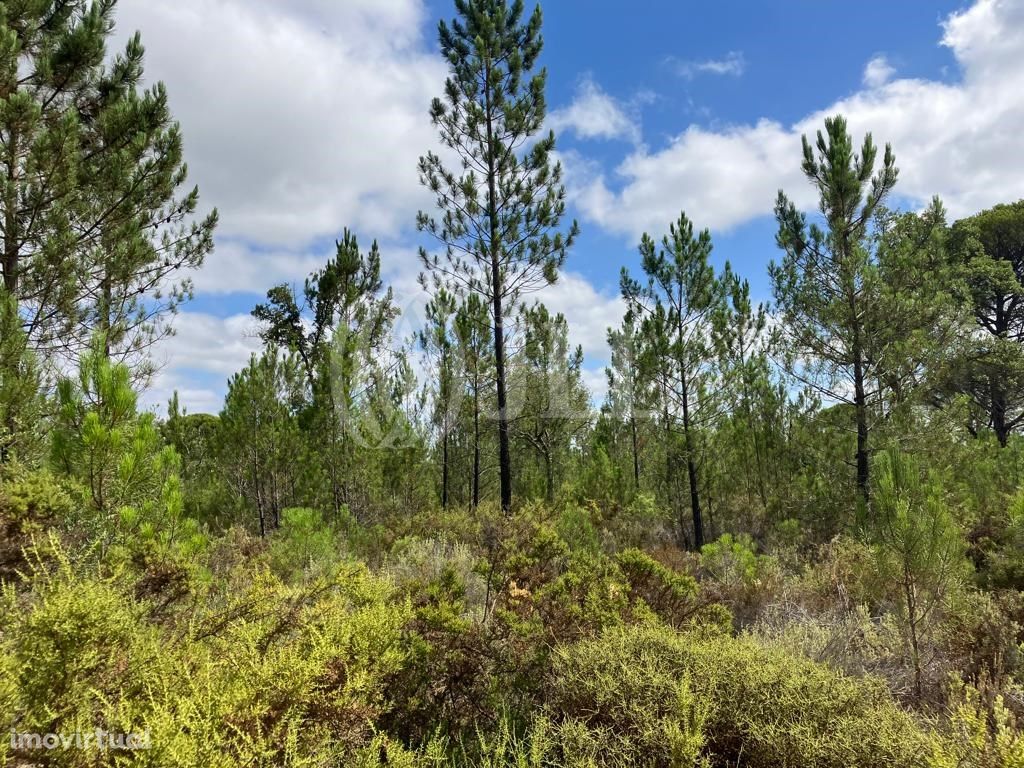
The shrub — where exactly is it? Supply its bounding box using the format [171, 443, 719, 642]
[616, 547, 728, 630]
[552, 624, 929, 768]
[0, 468, 78, 582]
[547, 629, 706, 767]
[0, 543, 411, 767]
[928, 683, 1024, 768]
[268, 506, 344, 580]
[700, 533, 782, 626]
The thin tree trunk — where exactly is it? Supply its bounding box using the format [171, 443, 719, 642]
[680, 371, 704, 550]
[630, 413, 640, 490]
[441, 430, 449, 509]
[853, 351, 870, 507]
[904, 572, 922, 701]
[3, 128, 18, 297]
[544, 448, 554, 503]
[472, 382, 480, 509]
[484, 60, 512, 515]
[992, 375, 1009, 447]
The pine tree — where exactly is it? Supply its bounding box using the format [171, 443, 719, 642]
[605, 314, 652, 493]
[418, 0, 578, 513]
[622, 212, 724, 549]
[510, 302, 590, 502]
[871, 449, 966, 700]
[713, 264, 771, 513]
[51, 335, 177, 517]
[418, 288, 458, 509]
[454, 292, 493, 508]
[252, 230, 398, 515]
[947, 200, 1024, 446]
[0, 1, 216, 371]
[0, 288, 40, 463]
[218, 351, 304, 537]
[772, 114, 898, 507]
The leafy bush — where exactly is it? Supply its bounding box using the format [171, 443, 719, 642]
[552, 624, 929, 768]
[0, 468, 79, 581]
[547, 628, 706, 767]
[268, 506, 344, 580]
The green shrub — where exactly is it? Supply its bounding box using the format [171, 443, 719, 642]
[615, 547, 727, 630]
[700, 533, 782, 626]
[928, 683, 1024, 768]
[268, 506, 344, 580]
[552, 624, 929, 768]
[0, 542, 411, 767]
[0, 468, 79, 582]
[547, 629, 706, 767]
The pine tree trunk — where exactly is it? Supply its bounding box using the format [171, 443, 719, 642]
[992, 378, 1009, 447]
[3, 128, 18, 297]
[441, 430, 449, 509]
[491, 266, 512, 514]
[630, 414, 640, 490]
[484, 61, 512, 515]
[680, 371, 704, 550]
[473, 383, 481, 509]
[853, 352, 870, 507]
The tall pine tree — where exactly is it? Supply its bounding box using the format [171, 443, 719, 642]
[418, 0, 577, 513]
[772, 115, 898, 507]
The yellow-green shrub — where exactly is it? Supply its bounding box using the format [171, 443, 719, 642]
[928, 683, 1024, 768]
[552, 624, 930, 768]
[0, 543, 410, 767]
[547, 628, 706, 767]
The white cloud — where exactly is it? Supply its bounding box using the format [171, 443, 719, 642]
[669, 51, 746, 80]
[549, 78, 641, 143]
[142, 312, 264, 413]
[114, 0, 445, 248]
[863, 55, 896, 88]
[575, 0, 1024, 239]
[542, 272, 626, 365]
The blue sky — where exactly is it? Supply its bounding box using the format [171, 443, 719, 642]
[111, 0, 1024, 413]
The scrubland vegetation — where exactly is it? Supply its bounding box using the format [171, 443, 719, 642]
[4, 1, 1024, 766]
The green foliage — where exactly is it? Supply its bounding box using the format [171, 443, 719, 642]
[218, 349, 305, 536]
[771, 114, 899, 505]
[0, 290, 42, 463]
[0, 0, 216, 368]
[51, 339, 180, 525]
[621, 211, 725, 549]
[945, 200, 1024, 446]
[267, 507, 344, 580]
[510, 303, 591, 504]
[871, 449, 969, 699]
[928, 683, 1024, 768]
[0, 468, 78, 582]
[0, 541, 410, 767]
[418, 0, 579, 512]
[6, 0, 1024, 760]
[548, 630, 707, 767]
[700, 533, 781, 627]
[560, 624, 929, 768]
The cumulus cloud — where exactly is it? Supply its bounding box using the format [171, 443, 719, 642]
[548, 78, 641, 143]
[114, 0, 446, 248]
[541, 272, 626, 364]
[575, 0, 1024, 239]
[669, 51, 746, 80]
[863, 55, 896, 88]
[142, 312, 264, 412]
